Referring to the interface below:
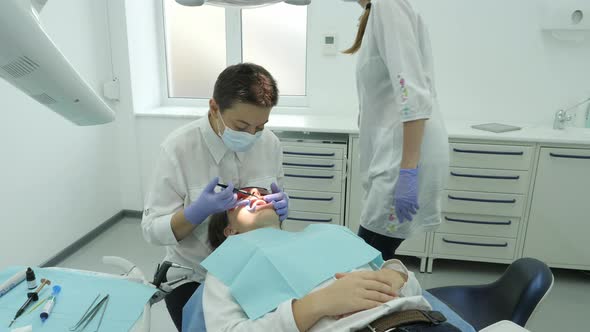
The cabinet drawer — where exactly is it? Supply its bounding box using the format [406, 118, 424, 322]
[450, 143, 533, 170]
[447, 167, 529, 194]
[288, 190, 341, 214]
[283, 211, 340, 232]
[440, 213, 520, 238]
[282, 144, 344, 160]
[283, 167, 343, 193]
[443, 190, 524, 217]
[433, 233, 516, 260]
[396, 232, 427, 254]
[283, 156, 343, 171]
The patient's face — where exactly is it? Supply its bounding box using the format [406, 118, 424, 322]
[227, 187, 280, 234]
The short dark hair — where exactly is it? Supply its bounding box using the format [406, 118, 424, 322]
[208, 212, 229, 250]
[213, 63, 279, 112]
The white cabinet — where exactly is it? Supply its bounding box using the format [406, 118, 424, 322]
[280, 132, 590, 273]
[523, 147, 590, 269]
[345, 135, 429, 271]
[278, 133, 348, 232]
[429, 142, 534, 272]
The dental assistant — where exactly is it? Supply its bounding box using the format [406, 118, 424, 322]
[141, 63, 289, 331]
[344, 0, 449, 259]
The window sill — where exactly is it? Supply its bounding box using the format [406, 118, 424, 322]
[134, 106, 209, 119]
[134, 106, 359, 133]
[134, 105, 315, 119]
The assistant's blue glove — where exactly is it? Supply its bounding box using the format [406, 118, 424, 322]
[394, 168, 420, 223]
[184, 177, 248, 225]
[263, 182, 289, 222]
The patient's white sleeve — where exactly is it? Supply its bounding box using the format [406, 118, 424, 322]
[381, 259, 423, 297]
[203, 274, 299, 332]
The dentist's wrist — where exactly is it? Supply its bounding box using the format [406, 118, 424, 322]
[183, 203, 209, 225]
[399, 167, 419, 175]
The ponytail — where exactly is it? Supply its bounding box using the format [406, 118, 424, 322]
[343, 2, 372, 54]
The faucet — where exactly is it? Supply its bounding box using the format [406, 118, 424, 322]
[554, 97, 590, 130]
[553, 109, 572, 130]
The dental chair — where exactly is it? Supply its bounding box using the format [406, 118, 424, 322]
[182, 258, 554, 332]
[427, 258, 554, 331]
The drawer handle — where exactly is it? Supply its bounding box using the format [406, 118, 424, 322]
[290, 196, 334, 202]
[448, 195, 516, 204]
[284, 151, 336, 157]
[453, 148, 524, 156]
[549, 153, 590, 160]
[285, 174, 335, 180]
[450, 172, 520, 180]
[283, 162, 336, 168]
[445, 216, 512, 226]
[286, 217, 333, 223]
[442, 238, 508, 248]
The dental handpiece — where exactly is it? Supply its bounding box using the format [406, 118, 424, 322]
[216, 183, 258, 198]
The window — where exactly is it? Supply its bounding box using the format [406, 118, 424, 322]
[163, 1, 308, 103]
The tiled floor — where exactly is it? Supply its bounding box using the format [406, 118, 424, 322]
[57, 218, 589, 331]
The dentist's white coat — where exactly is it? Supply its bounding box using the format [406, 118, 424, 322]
[141, 116, 284, 283]
[356, 0, 449, 238]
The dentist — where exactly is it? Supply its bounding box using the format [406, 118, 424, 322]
[343, 0, 449, 259]
[142, 63, 289, 330]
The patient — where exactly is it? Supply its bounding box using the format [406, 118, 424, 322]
[199, 188, 431, 332]
[207, 187, 281, 249]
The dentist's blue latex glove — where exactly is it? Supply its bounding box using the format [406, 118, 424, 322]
[184, 177, 248, 225]
[263, 182, 289, 222]
[394, 168, 420, 223]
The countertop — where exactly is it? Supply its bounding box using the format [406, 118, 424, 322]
[137, 110, 590, 146]
[266, 114, 590, 146]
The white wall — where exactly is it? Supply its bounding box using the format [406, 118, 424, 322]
[121, 0, 590, 207]
[0, 0, 122, 267]
[413, 0, 590, 125]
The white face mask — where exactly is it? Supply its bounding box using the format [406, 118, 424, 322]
[217, 113, 263, 152]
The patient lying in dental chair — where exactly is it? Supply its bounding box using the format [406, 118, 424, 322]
[198, 187, 435, 332]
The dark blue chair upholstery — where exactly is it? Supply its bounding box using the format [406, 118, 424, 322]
[427, 258, 553, 331]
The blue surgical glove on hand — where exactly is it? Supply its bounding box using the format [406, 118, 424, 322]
[394, 168, 420, 223]
[184, 177, 248, 225]
[263, 182, 289, 222]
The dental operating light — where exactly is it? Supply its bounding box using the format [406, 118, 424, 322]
[175, 0, 311, 7]
[0, 0, 115, 126]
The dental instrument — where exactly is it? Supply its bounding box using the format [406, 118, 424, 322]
[8, 278, 51, 327]
[69, 294, 110, 332]
[69, 294, 100, 331]
[26, 296, 48, 315]
[40, 285, 61, 322]
[93, 295, 109, 332]
[0, 269, 26, 298]
[152, 261, 193, 288]
[217, 183, 260, 198]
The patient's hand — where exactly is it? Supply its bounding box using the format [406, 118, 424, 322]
[335, 269, 406, 296]
[315, 271, 397, 318]
[292, 270, 401, 331]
